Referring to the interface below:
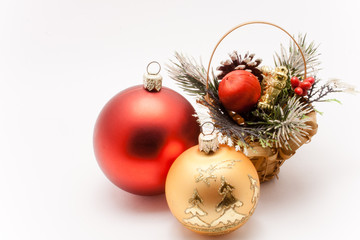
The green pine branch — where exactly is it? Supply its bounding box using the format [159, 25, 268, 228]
[166, 52, 208, 97]
[248, 96, 313, 149]
[274, 33, 321, 79]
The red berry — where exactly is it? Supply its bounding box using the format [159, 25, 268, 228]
[294, 87, 303, 95]
[301, 89, 308, 96]
[291, 76, 300, 88]
[304, 77, 315, 85]
[299, 81, 312, 90]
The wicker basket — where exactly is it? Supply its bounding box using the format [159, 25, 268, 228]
[205, 21, 318, 182]
[244, 111, 317, 182]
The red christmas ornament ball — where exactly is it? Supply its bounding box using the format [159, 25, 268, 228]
[218, 70, 261, 114]
[93, 85, 200, 195]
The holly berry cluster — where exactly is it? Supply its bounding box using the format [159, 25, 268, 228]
[290, 76, 315, 96]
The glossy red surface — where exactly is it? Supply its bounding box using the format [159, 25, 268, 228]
[93, 85, 200, 195]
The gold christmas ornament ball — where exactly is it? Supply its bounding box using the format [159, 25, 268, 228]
[165, 144, 260, 235]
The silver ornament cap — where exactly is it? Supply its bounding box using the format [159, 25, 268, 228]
[143, 61, 162, 92]
[198, 122, 219, 154]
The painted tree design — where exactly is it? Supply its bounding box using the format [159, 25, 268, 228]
[216, 176, 241, 211]
[211, 177, 246, 227]
[248, 175, 260, 216]
[183, 189, 209, 227]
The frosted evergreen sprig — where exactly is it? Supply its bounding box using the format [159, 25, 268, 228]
[274, 34, 321, 78]
[249, 96, 313, 149]
[203, 89, 268, 147]
[166, 52, 208, 96]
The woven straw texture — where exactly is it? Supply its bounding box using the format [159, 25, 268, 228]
[243, 111, 318, 182]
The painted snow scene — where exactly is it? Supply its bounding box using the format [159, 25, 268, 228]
[181, 159, 259, 234]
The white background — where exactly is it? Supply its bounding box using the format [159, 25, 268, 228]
[1, 0, 360, 239]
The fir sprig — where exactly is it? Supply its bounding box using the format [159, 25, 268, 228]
[274, 34, 321, 79]
[204, 89, 268, 147]
[166, 52, 208, 96]
[248, 97, 313, 149]
[272, 34, 354, 106]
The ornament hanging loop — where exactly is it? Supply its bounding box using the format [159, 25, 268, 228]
[199, 122, 219, 154]
[144, 61, 162, 92]
[200, 121, 216, 135]
[205, 21, 307, 99]
[147, 61, 161, 75]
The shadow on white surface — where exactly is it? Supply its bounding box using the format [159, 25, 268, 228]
[169, 214, 262, 240]
[260, 174, 307, 204]
[103, 185, 170, 213]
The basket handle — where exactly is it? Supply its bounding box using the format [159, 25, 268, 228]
[205, 21, 307, 91]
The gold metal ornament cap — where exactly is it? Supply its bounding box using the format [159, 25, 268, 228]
[198, 122, 219, 154]
[143, 61, 162, 92]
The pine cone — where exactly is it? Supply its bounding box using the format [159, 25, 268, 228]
[216, 51, 263, 82]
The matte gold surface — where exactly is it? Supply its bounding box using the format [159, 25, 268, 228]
[165, 145, 260, 235]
